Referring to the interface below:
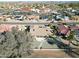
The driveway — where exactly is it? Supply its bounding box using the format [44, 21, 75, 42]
[32, 39, 58, 49]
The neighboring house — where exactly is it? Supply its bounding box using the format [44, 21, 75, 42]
[0, 15, 12, 21]
[71, 16, 79, 21]
[17, 7, 32, 12]
[30, 25, 52, 41]
[31, 8, 40, 13]
[0, 24, 17, 32]
[57, 24, 69, 36]
[6, 18, 12, 21]
[0, 24, 27, 32]
[57, 24, 79, 36]
[27, 15, 39, 20]
[12, 8, 32, 15]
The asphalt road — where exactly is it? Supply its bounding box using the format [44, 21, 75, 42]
[0, 21, 79, 25]
[0, 21, 50, 25]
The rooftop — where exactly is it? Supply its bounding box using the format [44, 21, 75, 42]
[30, 25, 52, 37]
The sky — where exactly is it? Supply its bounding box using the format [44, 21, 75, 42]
[0, 0, 79, 2]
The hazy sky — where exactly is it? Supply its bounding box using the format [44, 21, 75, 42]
[0, 0, 79, 2]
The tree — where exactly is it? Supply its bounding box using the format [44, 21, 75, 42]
[0, 27, 33, 58]
[48, 15, 53, 20]
[66, 30, 75, 46]
[53, 25, 58, 35]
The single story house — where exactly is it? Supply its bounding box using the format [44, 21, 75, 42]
[30, 25, 52, 41]
[57, 24, 69, 36]
[0, 24, 17, 32]
[27, 15, 39, 20]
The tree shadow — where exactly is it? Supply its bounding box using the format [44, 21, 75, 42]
[53, 38, 79, 58]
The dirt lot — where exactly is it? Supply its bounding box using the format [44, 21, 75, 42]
[30, 49, 71, 58]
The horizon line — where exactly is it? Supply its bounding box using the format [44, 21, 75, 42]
[0, 0, 79, 2]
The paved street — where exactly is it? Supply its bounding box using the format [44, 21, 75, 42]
[1, 21, 79, 25]
[0, 21, 50, 25]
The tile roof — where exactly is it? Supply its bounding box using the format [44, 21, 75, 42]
[58, 24, 69, 35]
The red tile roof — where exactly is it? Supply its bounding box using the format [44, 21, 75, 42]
[58, 24, 79, 35]
[58, 25, 69, 35]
